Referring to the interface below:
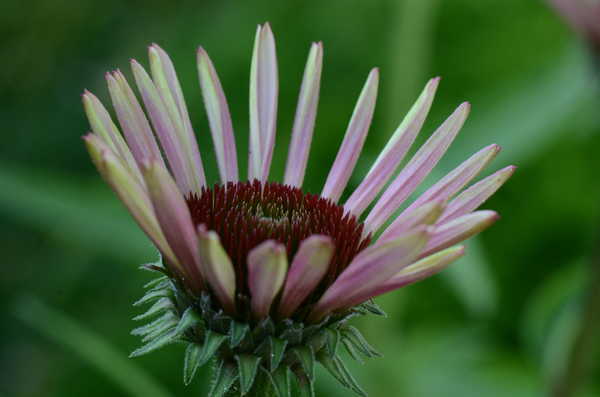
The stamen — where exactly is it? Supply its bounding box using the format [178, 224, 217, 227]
[186, 180, 371, 295]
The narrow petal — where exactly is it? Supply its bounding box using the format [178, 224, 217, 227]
[283, 42, 323, 187]
[142, 160, 203, 291]
[278, 235, 333, 318]
[321, 68, 379, 203]
[375, 246, 465, 294]
[247, 240, 287, 319]
[379, 199, 445, 242]
[439, 165, 516, 223]
[422, 210, 499, 257]
[149, 44, 206, 193]
[309, 227, 429, 322]
[84, 134, 179, 270]
[248, 23, 279, 181]
[197, 226, 236, 314]
[131, 59, 192, 194]
[197, 47, 239, 183]
[82, 90, 143, 184]
[106, 71, 164, 167]
[401, 144, 501, 215]
[365, 102, 470, 233]
[344, 77, 440, 217]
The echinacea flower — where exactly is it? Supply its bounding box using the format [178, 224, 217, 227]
[548, 0, 600, 54]
[82, 23, 515, 397]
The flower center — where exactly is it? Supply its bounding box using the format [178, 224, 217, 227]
[186, 180, 371, 294]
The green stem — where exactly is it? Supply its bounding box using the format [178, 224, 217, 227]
[549, 231, 600, 397]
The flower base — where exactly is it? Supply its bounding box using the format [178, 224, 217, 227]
[131, 261, 384, 396]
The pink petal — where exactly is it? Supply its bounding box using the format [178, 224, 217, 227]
[372, 246, 465, 297]
[131, 59, 193, 194]
[197, 47, 239, 183]
[142, 160, 203, 292]
[321, 68, 379, 203]
[401, 144, 501, 215]
[284, 42, 324, 188]
[106, 70, 165, 167]
[344, 77, 440, 217]
[379, 199, 445, 243]
[309, 226, 429, 322]
[149, 44, 206, 193]
[439, 165, 516, 223]
[197, 225, 237, 314]
[365, 102, 470, 234]
[248, 23, 279, 182]
[247, 240, 288, 319]
[278, 235, 333, 318]
[84, 134, 180, 271]
[82, 90, 143, 185]
[422, 210, 499, 257]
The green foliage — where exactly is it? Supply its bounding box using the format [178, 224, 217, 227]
[4, 0, 600, 396]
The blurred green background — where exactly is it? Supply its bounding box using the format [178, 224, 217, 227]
[2, 0, 600, 396]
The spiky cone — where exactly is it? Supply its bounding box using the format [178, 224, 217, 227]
[82, 23, 515, 397]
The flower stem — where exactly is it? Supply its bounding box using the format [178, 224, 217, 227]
[550, 230, 600, 396]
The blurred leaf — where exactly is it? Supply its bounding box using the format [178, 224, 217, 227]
[0, 165, 153, 261]
[14, 295, 171, 397]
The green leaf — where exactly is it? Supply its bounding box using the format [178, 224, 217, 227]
[133, 297, 173, 321]
[325, 328, 340, 357]
[269, 337, 288, 371]
[131, 312, 177, 336]
[291, 369, 315, 397]
[229, 321, 250, 348]
[130, 328, 179, 357]
[141, 318, 178, 343]
[291, 346, 315, 380]
[263, 367, 290, 397]
[341, 337, 364, 363]
[235, 354, 262, 395]
[14, 296, 170, 397]
[208, 361, 238, 397]
[361, 299, 387, 317]
[340, 326, 380, 358]
[183, 343, 203, 386]
[133, 288, 171, 307]
[196, 330, 228, 368]
[143, 276, 169, 290]
[175, 307, 201, 335]
[279, 320, 303, 344]
[317, 352, 366, 396]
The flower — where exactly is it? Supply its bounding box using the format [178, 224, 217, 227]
[82, 23, 515, 397]
[548, 0, 600, 53]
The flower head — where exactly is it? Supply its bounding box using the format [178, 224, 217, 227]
[549, 0, 600, 54]
[83, 23, 514, 396]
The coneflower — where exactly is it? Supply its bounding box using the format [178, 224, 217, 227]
[82, 23, 515, 397]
